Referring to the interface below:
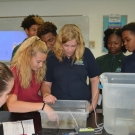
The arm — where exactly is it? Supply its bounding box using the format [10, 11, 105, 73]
[41, 81, 57, 104]
[89, 76, 100, 112]
[6, 94, 54, 113]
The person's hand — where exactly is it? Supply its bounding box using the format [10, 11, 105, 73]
[44, 104, 59, 125]
[89, 104, 94, 113]
[43, 94, 57, 104]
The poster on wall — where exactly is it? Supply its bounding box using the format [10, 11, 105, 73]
[102, 14, 127, 52]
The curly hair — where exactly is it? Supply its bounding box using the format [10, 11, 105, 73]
[53, 24, 85, 62]
[122, 22, 135, 35]
[21, 14, 44, 30]
[37, 21, 57, 37]
[11, 36, 48, 89]
[103, 28, 127, 53]
[0, 62, 13, 95]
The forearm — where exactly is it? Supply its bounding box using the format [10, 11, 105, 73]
[91, 87, 99, 110]
[7, 100, 44, 113]
[41, 82, 57, 103]
[42, 87, 51, 97]
[90, 76, 100, 112]
[41, 81, 51, 97]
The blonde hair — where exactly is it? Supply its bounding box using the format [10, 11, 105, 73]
[53, 24, 85, 62]
[11, 36, 48, 89]
[33, 16, 44, 25]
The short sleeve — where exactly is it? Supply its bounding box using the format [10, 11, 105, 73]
[84, 48, 100, 78]
[10, 67, 19, 95]
[44, 56, 54, 82]
[96, 56, 101, 67]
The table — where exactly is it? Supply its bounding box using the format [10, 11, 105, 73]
[0, 111, 111, 135]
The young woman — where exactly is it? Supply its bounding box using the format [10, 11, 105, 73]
[121, 22, 135, 73]
[7, 36, 54, 114]
[41, 24, 100, 112]
[0, 62, 14, 108]
[96, 28, 127, 74]
[96, 28, 127, 109]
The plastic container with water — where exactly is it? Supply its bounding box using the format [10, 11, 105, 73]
[100, 73, 135, 135]
[39, 100, 90, 129]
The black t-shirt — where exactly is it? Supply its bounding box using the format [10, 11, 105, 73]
[121, 52, 135, 73]
[45, 47, 100, 100]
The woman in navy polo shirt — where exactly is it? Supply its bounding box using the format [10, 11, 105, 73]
[41, 24, 100, 112]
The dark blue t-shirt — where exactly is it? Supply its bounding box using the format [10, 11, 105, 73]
[45, 47, 100, 101]
[121, 52, 135, 73]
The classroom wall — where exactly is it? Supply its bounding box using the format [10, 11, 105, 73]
[0, 0, 134, 58]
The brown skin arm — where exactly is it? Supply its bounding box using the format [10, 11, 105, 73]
[41, 81, 57, 104]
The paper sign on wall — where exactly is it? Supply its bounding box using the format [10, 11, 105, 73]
[102, 14, 127, 52]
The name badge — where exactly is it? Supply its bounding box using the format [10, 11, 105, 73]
[74, 59, 84, 65]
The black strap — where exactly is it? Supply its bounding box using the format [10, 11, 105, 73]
[42, 102, 46, 110]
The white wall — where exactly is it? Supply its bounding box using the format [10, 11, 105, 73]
[0, 0, 134, 58]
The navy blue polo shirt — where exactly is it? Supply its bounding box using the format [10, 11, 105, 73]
[121, 52, 135, 73]
[45, 47, 100, 101]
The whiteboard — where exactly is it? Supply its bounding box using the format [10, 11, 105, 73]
[0, 16, 89, 63]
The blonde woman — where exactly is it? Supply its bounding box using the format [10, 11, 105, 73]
[7, 36, 54, 114]
[41, 24, 100, 112]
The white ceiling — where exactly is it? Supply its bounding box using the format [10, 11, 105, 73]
[0, 0, 52, 1]
[0, 0, 123, 1]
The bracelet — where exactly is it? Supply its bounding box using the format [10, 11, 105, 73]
[42, 102, 46, 110]
[43, 93, 50, 98]
[98, 83, 103, 89]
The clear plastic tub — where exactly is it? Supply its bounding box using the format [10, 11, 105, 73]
[39, 100, 90, 129]
[100, 73, 135, 135]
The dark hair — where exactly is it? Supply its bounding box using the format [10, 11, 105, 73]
[0, 62, 14, 96]
[37, 21, 57, 37]
[122, 22, 135, 35]
[21, 14, 44, 30]
[103, 28, 127, 53]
